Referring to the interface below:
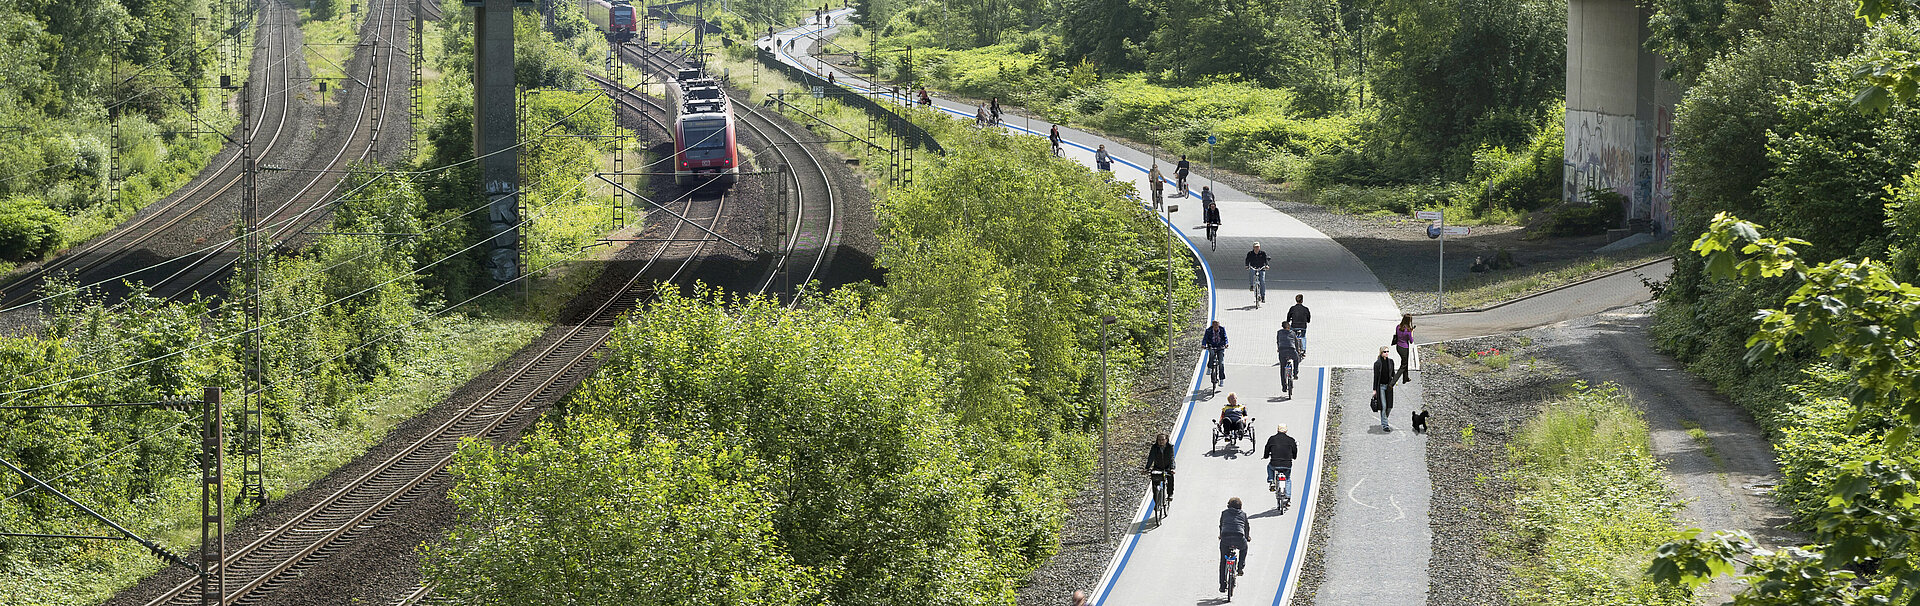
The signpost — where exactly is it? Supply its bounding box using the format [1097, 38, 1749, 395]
[1414, 210, 1450, 312]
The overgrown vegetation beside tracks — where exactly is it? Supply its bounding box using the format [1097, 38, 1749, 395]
[0, 1, 240, 276]
[0, 2, 630, 602]
[424, 110, 1205, 603]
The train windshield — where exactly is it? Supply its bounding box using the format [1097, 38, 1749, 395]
[683, 120, 728, 160]
[611, 8, 632, 24]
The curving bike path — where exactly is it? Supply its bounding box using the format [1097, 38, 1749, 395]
[766, 15, 1411, 605]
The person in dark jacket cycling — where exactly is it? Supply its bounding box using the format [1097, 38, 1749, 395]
[1219, 498, 1250, 592]
[1263, 424, 1298, 488]
[1202, 198, 1222, 243]
[1202, 320, 1228, 385]
[1143, 432, 1176, 501]
[1175, 155, 1191, 197]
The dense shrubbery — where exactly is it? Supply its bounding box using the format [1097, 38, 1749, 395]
[427, 123, 1204, 604]
[0, 0, 240, 266]
[1507, 383, 1694, 606]
[1652, 9, 1915, 537]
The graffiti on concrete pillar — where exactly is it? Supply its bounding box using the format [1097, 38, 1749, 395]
[1651, 105, 1674, 233]
[1563, 109, 1636, 212]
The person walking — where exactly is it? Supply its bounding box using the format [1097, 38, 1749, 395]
[1394, 314, 1416, 384]
[1095, 144, 1113, 172]
[1148, 161, 1164, 210]
[1245, 242, 1269, 305]
[1263, 423, 1298, 492]
[1218, 497, 1251, 593]
[1374, 346, 1397, 431]
[988, 97, 1001, 124]
[1175, 155, 1191, 197]
[1071, 591, 1089, 606]
[1143, 431, 1176, 504]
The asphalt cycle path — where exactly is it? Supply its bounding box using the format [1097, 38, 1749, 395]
[764, 17, 1406, 604]
[1416, 258, 1673, 345]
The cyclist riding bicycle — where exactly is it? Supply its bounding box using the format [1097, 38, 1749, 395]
[1175, 155, 1191, 197]
[1202, 195, 1221, 249]
[1218, 498, 1250, 593]
[975, 107, 988, 127]
[1274, 320, 1305, 375]
[1263, 423, 1298, 501]
[1245, 242, 1269, 305]
[917, 88, 932, 107]
[1049, 125, 1062, 155]
[1287, 294, 1311, 357]
[1143, 431, 1176, 505]
[1202, 320, 1228, 387]
[988, 97, 1001, 124]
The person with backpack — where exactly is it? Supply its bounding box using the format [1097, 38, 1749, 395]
[1095, 144, 1113, 172]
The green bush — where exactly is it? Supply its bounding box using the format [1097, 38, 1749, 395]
[1507, 382, 1694, 606]
[0, 195, 64, 260]
[1531, 190, 1627, 237]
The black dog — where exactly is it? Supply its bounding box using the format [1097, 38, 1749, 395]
[1411, 410, 1429, 434]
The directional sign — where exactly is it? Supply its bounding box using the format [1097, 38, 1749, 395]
[1415, 210, 1443, 220]
[1207, 134, 1217, 145]
[1444, 226, 1470, 236]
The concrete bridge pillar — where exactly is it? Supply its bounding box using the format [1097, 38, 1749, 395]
[1565, 0, 1681, 232]
[473, 0, 522, 282]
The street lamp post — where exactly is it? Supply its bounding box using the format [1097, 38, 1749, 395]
[1165, 203, 1177, 398]
[1100, 314, 1118, 545]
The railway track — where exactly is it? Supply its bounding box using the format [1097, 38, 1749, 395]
[160, 0, 415, 300]
[125, 42, 844, 605]
[619, 43, 841, 299]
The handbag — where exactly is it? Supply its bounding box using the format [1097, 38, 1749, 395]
[1370, 391, 1381, 412]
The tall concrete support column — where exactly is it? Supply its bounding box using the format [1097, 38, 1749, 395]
[1564, 0, 1681, 232]
[474, 0, 520, 282]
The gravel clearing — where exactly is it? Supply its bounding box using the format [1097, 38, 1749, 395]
[1419, 335, 1561, 606]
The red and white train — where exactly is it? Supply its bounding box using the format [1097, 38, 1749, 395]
[669, 73, 738, 188]
[582, 0, 637, 42]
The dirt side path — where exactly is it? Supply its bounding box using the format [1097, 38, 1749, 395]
[1527, 304, 1802, 602]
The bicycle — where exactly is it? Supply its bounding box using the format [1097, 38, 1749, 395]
[1249, 267, 1267, 306]
[1221, 548, 1241, 600]
[1290, 326, 1308, 359]
[1206, 222, 1219, 251]
[1269, 465, 1292, 513]
[1280, 356, 1295, 397]
[1206, 347, 1225, 389]
[1150, 469, 1171, 524]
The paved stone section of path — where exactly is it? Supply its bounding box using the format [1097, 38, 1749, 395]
[1416, 259, 1672, 344]
[1314, 368, 1431, 606]
[766, 17, 1404, 605]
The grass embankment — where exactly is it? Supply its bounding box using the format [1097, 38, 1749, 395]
[1504, 382, 1694, 606]
[297, 6, 367, 105]
[825, 33, 1561, 226]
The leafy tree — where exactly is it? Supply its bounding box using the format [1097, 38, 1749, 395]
[1366, 0, 1564, 176]
[424, 419, 822, 605]
[1650, 212, 1920, 604]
